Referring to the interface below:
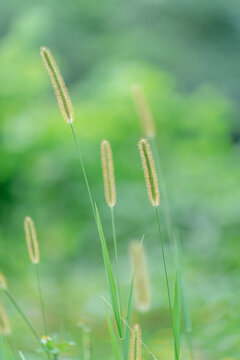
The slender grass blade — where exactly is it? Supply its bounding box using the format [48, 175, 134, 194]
[105, 304, 121, 360]
[123, 278, 134, 360]
[95, 204, 123, 339]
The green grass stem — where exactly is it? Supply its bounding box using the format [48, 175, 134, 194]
[35, 265, 48, 337]
[155, 208, 178, 360]
[110, 207, 122, 320]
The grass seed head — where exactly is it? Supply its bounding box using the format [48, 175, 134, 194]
[24, 216, 40, 264]
[130, 241, 151, 312]
[0, 301, 11, 335]
[101, 139, 116, 207]
[0, 272, 7, 290]
[132, 84, 155, 138]
[40, 46, 74, 124]
[138, 138, 160, 207]
[130, 323, 141, 360]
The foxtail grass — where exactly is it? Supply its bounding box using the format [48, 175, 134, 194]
[24, 216, 40, 264]
[40, 48, 128, 357]
[138, 138, 159, 207]
[40, 46, 95, 216]
[40, 48, 125, 360]
[138, 138, 180, 359]
[131, 85, 174, 243]
[131, 85, 155, 139]
[129, 324, 141, 360]
[100, 139, 122, 321]
[130, 241, 150, 312]
[101, 140, 116, 208]
[40, 47, 74, 124]
[24, 216, 48, 340]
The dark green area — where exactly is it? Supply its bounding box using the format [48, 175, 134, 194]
[0, 0, 240, 359]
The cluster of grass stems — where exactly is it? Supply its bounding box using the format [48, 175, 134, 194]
[0, 47, 194, 360]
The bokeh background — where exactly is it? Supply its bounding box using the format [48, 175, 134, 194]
[0, 0, 240, 359]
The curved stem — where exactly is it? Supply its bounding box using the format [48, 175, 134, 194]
[70, 122, 95, 217]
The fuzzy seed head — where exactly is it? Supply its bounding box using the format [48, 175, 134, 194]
[130, 323, 141, 360]
[40, 46, 74, 124]
[130, 241, 151, 312]
[24, 216, 40, 264]
[101, 140, 116, 207]
[0, 301, 11, 335]
[138, 138, 160, 207]
[0, 272, 7, 290]
[132, 84, 155, 138]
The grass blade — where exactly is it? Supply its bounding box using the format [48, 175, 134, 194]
[123, 278, 134, 360]
[95, 204, 123, 339]
[173, 272, 181, 360]
[105, 304, 121, 360]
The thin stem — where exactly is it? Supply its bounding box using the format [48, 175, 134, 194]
[35, 264, 48, 336]
[4, 290, 47, 359]
[110, 207, 122, 317]
[4, 290, 39, 342]
[70, 122, 95, 217]
[155, 207, 178, 359]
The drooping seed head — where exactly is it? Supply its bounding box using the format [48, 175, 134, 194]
[0, 301, 11, 335]
[130, 323, 141, 360]
[101, 140, 116, 207]
[24, 216, 40, 264]
[40, 46, 74, 124]
[131, 84, 155, 138]
[138, 138, 160, 207]
[0, 272, 7, 290]
[130, 241, 150, 312]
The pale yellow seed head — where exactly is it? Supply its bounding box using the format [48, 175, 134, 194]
[101, 139, 116, 207]
[130, 323, 141, 360]
[24, 216, 40, 264]
[40, 46, 74, 124]
[131, 84, 155, 139]
[0, 272, 7, 290]
[130, 241, 150, 312]
[138, 138, 160, 207]
[0, 301, 11, 336]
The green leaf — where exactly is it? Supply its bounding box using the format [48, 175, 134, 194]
[105, 304, 121, 360]
[95, 204, 123, 339]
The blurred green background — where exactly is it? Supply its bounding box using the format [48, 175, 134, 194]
[0, 0, 240, 359]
